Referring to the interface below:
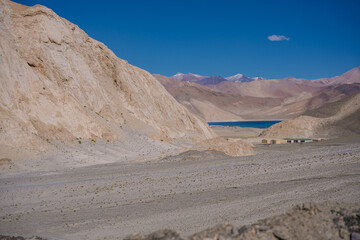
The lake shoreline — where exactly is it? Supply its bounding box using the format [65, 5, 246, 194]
[208, 120, 282, 129]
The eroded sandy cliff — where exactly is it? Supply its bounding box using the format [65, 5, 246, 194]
[0, 0, 215, 150]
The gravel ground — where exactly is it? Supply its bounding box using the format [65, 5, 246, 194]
[125, 202, 360, 240]
[0, 138, 359, 240]
[210, 126, 263, 138]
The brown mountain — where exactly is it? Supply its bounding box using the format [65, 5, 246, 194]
[209, 66, 360, 98]
[211, 77, 319, 98]
[0, 0, 215, 150]
[303, 83, 360, 111]
[196, 76, 228, 85]
[313, 66, 360, 85]
[154, 66, 360, 122]
[260, 92, 360, 138]
[154, 74, 284, 121]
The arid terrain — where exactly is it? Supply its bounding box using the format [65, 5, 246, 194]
[0, 0, 215, 152]
[126, 202, 360, 240]
[0, 1, 359, 240]
[261, 92, 360, 138]
[1, 137, 359, 239]
[154, 68, 360, 122]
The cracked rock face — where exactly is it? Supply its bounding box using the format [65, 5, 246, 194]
[0, 0, 215, 150]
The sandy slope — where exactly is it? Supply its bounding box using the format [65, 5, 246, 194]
[261, 93, 360, 138]
[0, 0, 215, 152]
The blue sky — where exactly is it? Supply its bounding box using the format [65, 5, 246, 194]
[14, 0, 360, 79]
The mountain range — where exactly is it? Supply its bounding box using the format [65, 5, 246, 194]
[154, 66, 360, 122]
[226, 73, 265, 82]
[172, 72, 266, 84]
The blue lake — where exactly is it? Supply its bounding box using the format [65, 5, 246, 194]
[208, 120, 282, 129]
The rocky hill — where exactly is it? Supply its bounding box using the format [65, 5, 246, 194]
[260, 92, 360, 138]
[0, 0, 215, 151]
[124, 202, 360, 240]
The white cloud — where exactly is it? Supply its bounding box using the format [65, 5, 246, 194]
[267, 35, 290, 41]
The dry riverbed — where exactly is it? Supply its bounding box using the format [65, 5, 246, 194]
[0, 137, 359, 240]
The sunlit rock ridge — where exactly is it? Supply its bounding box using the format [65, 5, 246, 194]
[0, 0, 215, 150]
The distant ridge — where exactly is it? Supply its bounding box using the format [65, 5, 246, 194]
[171, 72, 266, 85]
[155, 66, 360, 122]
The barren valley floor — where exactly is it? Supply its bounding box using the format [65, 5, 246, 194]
[0, 137, 359, 240]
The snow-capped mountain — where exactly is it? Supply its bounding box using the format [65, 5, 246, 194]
[196, 75, 227, 85]
[171, 73, 206, 82]
[252, 76, 266, 81]
[171, 72, 266, 85]
[225, 74, 265, 82]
